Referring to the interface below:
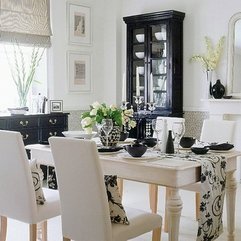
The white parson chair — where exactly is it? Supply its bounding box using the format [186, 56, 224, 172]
[49, 137, 162, 241]
[149, 117, 185, 232]
[194, 119, 236, 220]
[0, 130, 61, 241]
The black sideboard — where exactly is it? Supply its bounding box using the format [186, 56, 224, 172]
[0, 113, 69, 145]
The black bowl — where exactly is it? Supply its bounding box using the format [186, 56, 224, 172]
[180, 137, 196, 148]
[191, 147, 209, 155]
[125, 144, 147, 157]
[141, 137, 157, 148]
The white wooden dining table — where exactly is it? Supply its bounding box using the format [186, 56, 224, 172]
[26, 144, 241, 241]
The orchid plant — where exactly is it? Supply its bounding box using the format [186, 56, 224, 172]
[190, 36, 225, 71]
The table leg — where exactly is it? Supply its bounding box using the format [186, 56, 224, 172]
[167, 188, 183, 241]
[149, 184, 158, 213]
[226, 170, 237, 241]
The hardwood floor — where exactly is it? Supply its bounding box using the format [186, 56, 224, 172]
[5, 181, 241, 241]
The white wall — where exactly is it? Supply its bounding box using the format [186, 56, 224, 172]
[49, 0, 120, 111]
[49, 0, 241, 112]
[121, 0, 241, 112]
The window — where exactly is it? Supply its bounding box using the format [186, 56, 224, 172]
[0, 43, 47, 112]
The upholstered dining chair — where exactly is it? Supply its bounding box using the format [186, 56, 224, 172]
[49, 137, 162, 241]
[0, 130, 60, 241]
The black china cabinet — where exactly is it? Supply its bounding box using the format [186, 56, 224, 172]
[123, 10, 185, 139]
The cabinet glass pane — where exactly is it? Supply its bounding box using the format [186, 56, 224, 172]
[153, 75, 167, 107]
[133, 28, 145, 44]
[152, 24, 167, 41]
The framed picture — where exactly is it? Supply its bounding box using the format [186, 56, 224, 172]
[67, 2, 91, 45]
[50, 100, 63, 113]
[67, 51, 91, 93]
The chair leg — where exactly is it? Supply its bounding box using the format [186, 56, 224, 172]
[41, 221, 47, 241]
[0, 216, 7, 241]
[149, 184, 158, 213]
[117, 178, 123, 198]
[195, 192, 201, 220]
[152, 227, 161, 241]
[63, 237, 71, 241]
[29, 224, 37, 241]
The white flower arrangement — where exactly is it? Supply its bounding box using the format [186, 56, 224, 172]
[190, 36, 225, 71]
[80, 102, 136, 133]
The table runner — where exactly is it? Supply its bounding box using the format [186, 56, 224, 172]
[187, 154, 226, 241]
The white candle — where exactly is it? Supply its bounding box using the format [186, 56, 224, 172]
[150, 73, 154, 102]
[122, 73, 126, 102]
[136, 67, 140, 96]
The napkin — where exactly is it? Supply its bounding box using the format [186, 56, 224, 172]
[209, 143, 234, 151]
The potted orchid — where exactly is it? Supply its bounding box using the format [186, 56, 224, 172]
[190, 36, 225, 98]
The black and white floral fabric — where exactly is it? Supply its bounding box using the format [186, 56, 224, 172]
[188, 154, 226, 241]
[30, 159, 46, 205]
[104, 175, 129, 225]
[48, 166, 58, 190]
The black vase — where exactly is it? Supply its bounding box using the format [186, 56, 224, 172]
[166, 130, 174, 154]
[211, 79, 225, 99]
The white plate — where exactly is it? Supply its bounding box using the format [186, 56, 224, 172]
[119, 152, 159, 161]
[99, 150, 123, 155]
[62, 131, 97, 139]
[209, 149, 234, 153]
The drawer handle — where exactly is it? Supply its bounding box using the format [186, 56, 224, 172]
[20, 120, 29, 126]
[49, 119, 57, 125]
[49, 132, 57, 136]
[22, 134, 29, 140]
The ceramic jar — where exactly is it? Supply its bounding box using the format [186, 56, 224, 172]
[211, 79, 225, 99]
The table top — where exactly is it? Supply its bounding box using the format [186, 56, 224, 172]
[26, 144, 241, 188]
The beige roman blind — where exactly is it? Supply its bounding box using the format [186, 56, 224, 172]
[0, 0, 52, 46]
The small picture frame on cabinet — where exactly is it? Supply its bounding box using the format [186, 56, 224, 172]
[49, 100, 63, 113]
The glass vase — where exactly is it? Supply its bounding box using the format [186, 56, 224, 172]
[206, 70, 213, 99]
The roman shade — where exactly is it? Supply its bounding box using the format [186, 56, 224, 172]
[0, 0, 52, 47]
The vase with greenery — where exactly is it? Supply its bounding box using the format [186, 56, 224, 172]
[190, 36, 225, 99]
[6, 43, 45, 107]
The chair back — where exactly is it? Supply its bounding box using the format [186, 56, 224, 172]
[200, 119, 235, 143]
[154, 117, 185, 139]
[49, 137, 112, 241]
[0, 130, 38, 223]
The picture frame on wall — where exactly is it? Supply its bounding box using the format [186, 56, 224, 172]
[67, 51, 91, 93]
[50, 100, 63, 113]
[67, 2, 91, 45]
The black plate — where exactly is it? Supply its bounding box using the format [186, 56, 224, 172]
[209, 143, 234, 151]
[98, 146, 123, 153]
[191, 147, 209, 155]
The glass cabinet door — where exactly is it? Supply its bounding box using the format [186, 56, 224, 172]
[149, 24, 167, 108]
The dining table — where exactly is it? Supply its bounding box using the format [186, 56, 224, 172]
[26, 143, 241, 241]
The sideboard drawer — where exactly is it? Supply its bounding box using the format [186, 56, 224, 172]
[19, 129, 39, 145]
[39, 116, 66, 127]
[40, 127, 65, 141]
[9, 117, 38, 129]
